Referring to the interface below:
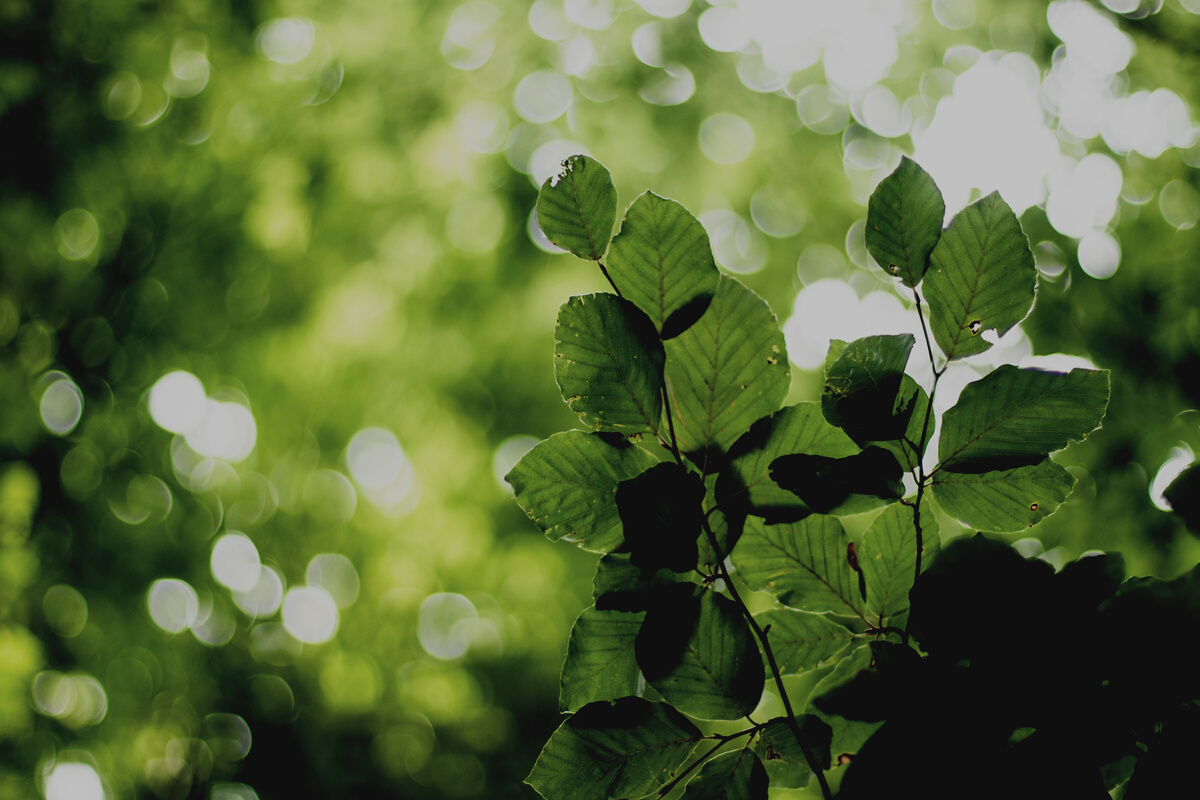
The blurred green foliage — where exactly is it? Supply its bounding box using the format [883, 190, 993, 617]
[1, 0, 1199, 798]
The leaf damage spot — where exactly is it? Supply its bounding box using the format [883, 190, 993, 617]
[771, 344, 781, 354]
[549, 156, 578, 187]
[766, 357, 779, 365]
[1029, 502, 1039, 512]
[969, 319, 983, 335]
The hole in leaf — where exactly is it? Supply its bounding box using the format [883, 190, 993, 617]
[766, 357, 778, 365]
[969, 320, 982, 335]
[1030, 502, 1039, 512]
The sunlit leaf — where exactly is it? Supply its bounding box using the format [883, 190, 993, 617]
[755, 608, 859, 675]
[665, 276, 790, 475]
[753, 716, 832, 789]
[560, 606, 645, 712]
[636, 585, 764, 720]
[923, 192, 1036, 361]
[607, 191, 720, 338]
[681, 749, 768, 800]
[937, 366, 1110, 470]
[931, 457, 1076, 533]
[865, 156, 946, 288]
[555, 293, 665, 434]
[508, 431, 659, 553]
[859, 500, 937, 626]
[730, 516, 867, 619]
[536, 155, 617, 261]
[526, 698, 701, 800]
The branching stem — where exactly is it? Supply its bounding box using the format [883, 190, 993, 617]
[658, 725, 760, 797]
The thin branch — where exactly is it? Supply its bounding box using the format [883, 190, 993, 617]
[657, 725, 760, 797]
[597, 260, 624, 298]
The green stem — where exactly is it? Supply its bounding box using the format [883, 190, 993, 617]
[597, 260, 624, 299]
[907, 287, 944, 631]
[657, 725, 761, 797]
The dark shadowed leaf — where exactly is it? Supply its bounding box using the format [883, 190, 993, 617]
[593, 554, 689, 612]
[769, 447, 904, 514]
[868, 375, 932, 472]
[616, 462, 706, 573]
[755, 608, 859, 674]
[607, 191, 720, 338]
[865, 156, 946, 288]
[507, 431, 659, 553]
[536, 154, 617, 261]
[822, 334, 916, 442]
[526, 698, 701, 800]
[923, 192, 1036, 361]
[555, 293, 665, 434]
[1164, 463, 1200, 534]
[681, 749, 768, 800]
[559, 606, 646, 712]
[932, 457, 1076, 533]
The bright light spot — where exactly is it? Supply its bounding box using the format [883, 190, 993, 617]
[639, 63, 695, 106]
[529, 208, 565, 253]
[699, 113, 756, 164]
[54, 209, 99, 261]
[418, 593, 478, 660]
[39, 374, 83, 435]
[796, 84, 849, 135]
[1150, 445, 1193, 512]
[698, 6, 751, 52]
[560, 34, 596, 77]
[33, 672, 108, 726]
[783, 280, 921, 370]
[700, 209, 768, 274]
[206, 713, 253, 761]
[563, 0, 617, 30]
[493, 435, 540, 492]
[858, 85, 907, 139]
[914, 52, 1060, 216]
[211, 533, 262, 593]
[167, 33, 211, 98]
[513, 70, 573, 123]
[1101, 90, 1195, 158]
[455, 102, 510, 154]
[933, 0, 976, 30]
[1048, 0, 1132, 75]
[529, 0, 578, 41]
[185, 399, 257, 463]
[101, 72, 141, 121]
[751, 186, 808, 238]
[632, 23, 663, 67]
[306, 554, 360, 609]
[109, 474, 173, 525]
[256, 18, 315, 64]
[149, 371, 207, 435]
[148, 579, 199, 634]
[1160, 180, 1200, 230]
[233, 565, 285, 619]
[1078, 230, 1121, 280]
[346, 427, 416, 510]
[282, 586, 339, 645]
[43, 762, 104, 800]
[43, 585, 88, 637]
[441, 2, 500, 70]
[191, 595, 236, 647]
[1046, 153, 1123, 238]
[634, 0, 690, 17]
[210, 783, 259, 800]
[446, 193, 506, 254]
[797, 242, 847, 284]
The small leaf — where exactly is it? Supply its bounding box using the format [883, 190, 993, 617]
[636, 585, 765, 720]
[560, 606, 645, 712]
[681, 749, 768, 800]
[526, 698, 701, 800]
[937, 366, 1110, 470]
[607, 191, 721, 338]
[859, 500, 937, 627]
[536, 155, 617, 261]
[822, 334, 916, 442]
[769, 447, 904, 514]
[507, 431, 659, 553]
[718, 403, 860, 522]
[753, 716, 833, 789]
[923, 192, 1036, 361]
[730, 516, 867, 619]
[931, 457, 1076, 533]
[755, 608, 859, 674]
[865, 156, 946, 288]
[616, 462, 706, 573]
[555, 293, 665, 434]
[665, 276, 790, 476]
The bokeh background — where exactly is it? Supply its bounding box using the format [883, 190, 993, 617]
[2, 0, 1200, 797]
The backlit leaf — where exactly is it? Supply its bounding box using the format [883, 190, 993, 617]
[753, 716, 833, 789]
[769, 447, 904, 514]
[560, 606, 645, 712]
[756, 608, 859, 675]
[865, 156, 946, 288]
[681, 749, 768, 800]
[859, 500, 937, 626]
[931, 457, 1076, 533]
[821, 334, 916, 442]
[536, 155, 617, 261]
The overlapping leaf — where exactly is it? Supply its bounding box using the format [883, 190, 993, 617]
[931, 457, 1075, 533]
[859, 500, 937, 626]
[769, 446, 904, 514]
[607, 191, 720, 338]
[560, 607, 645, 712]
[665, 276, 790, 475]
[536, 155, 617, 261]
[865, 156, 946, 288]
[507, 431, 659, 553]
[527, 698, 700, 800]
[822, 334, 916, 442]
[682, 749, 769, 800]
[753, 716, 832, 789]
[755, 609, 859, 675]
[555, 293, 665, 434]
[616, 462, 705, 573]
[923, 192, 1036, 361]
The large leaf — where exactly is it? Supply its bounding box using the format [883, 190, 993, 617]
[665, 276, 790, 475]
[923, 192, 1036, 361]
[607, 191, 720, 338]
[865, 156, 946, 288]
[681, 749, 768, 800]
[769, 446, 904, 514]
[807, 646, 882, 760]
[718, 403, 860, 522]
[755, 608, 860, 675]
[730, 516, 867, 620]
[931, 457, 1076, 533]
[507, 431, 659, 553]
[526, 698, 701, 800]
[859, 500, 938, 627]
[937, 366, 1110, 470]
[636, 585, 764, 720]
[616, 462, 705, 573]
[536, 154, 617, 261]
[821, 334, 916, 442]
[560, 606, 645, 712]
[555, 293, 665, 434]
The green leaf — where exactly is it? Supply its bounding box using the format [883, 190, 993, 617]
[698, 485, 745, 570]
[769, 446, 904, 514]
[719, 403, 860, 522]
[526, 698, 701, 800]
[756, 609, 859, 675]
[753, 716, 833, 789]
[931, 457, 1076, 533]
[681, 749, 768, 800]
[636, 585, 764, 720]
[555, 293, 665, 434]
[865, 156, 946, 288]
[822, 334, 916, 442]
[807, 646, 882, 761]
[665, 276, 790, 475]
[616, 462, 706, 573]
[937, 366, 1111, 470]
[536, 155, 617, 261]
[593, 554, 689, 612]
[1163, 463, 1200, 532]
[859, 500, 938, 626]
[730, 516, 867, 619]
[868, 375, 931, 472]
[923, 192, 1036, 361]
[607, 191, 721, 338]
[507, 431, 659, 553]
[560, 606, 645, 712]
